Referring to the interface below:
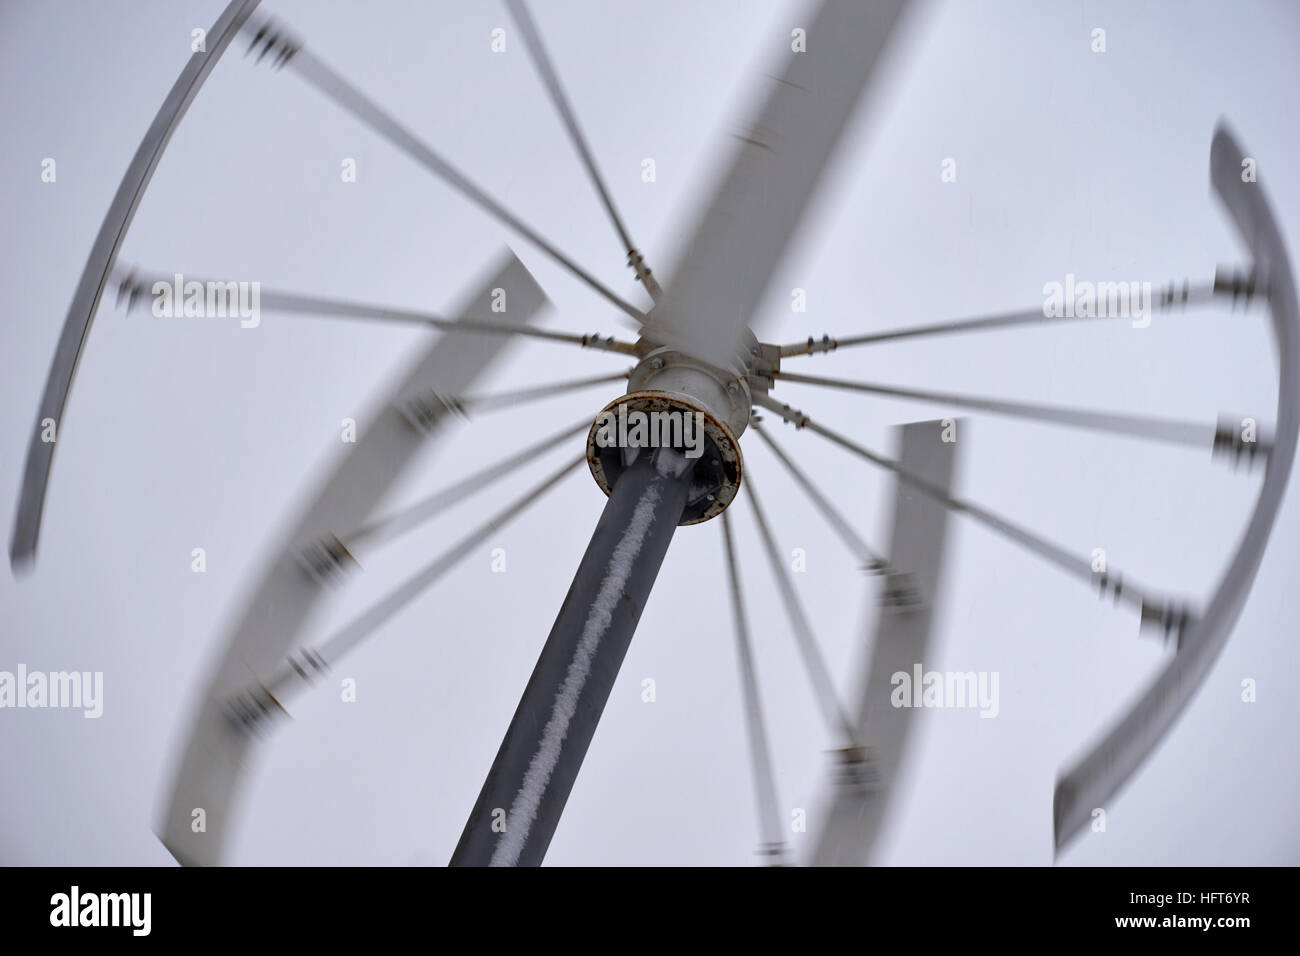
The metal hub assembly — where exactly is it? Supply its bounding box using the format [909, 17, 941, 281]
[586, 346, 749, 524]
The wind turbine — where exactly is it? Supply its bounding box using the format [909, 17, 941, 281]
[10, 0, 1296, 866]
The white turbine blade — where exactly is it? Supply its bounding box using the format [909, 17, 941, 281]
[811, 419, 957, 866]
[157, 251, 549, 865]
[1053, 124, 1300, 853]
[647, 0, 911, 370]
[9, 0, 261, 572]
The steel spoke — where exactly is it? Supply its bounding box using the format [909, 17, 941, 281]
[449, 370, 629, 416]
[774, 371, 1215, 450]
[753, 393, 1195, 633]
[114, 267, 639, 355]
[745, 472, 860, 746]
[720, 511, 789, 865]
[242, 19, 648, 328]
[750, 420, 885, 571]
[778, 280, 1220, 356]
[346, 419, 591, 552]
[254, 455, 584, 709]
[505, 0, 661, 300]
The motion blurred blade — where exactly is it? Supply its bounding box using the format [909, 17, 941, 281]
[9, 0, 261, 573]
[812, 420, 956, 866]
[157, 251, 549, 865]
[646, 0, 910, 370]
[1053, 124, 1300, 853]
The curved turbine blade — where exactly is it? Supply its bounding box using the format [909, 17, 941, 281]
[157, 252, 550, 865]
[811, 420, 957, 866]
[1054, 124, 1300, 852]
[647, 0, 911, 370]
[9, 0, 262, 573]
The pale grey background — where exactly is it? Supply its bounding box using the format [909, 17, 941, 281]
[1, 0, 1297, 865]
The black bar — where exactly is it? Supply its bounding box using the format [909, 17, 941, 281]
[2, 866, 1280, 939]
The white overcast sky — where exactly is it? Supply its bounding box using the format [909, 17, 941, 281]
[2, 0, 1298, 865]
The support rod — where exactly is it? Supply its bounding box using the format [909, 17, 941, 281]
[720, 511, 789, 864]
[754, 393, 1192, 630]
[226, 456, 583, 725]
[267, 29, 649, 327]
[750, 420, 885, 570]
[451, 445, 693, 866]
[777, 280, 1219, 356]
[345, 420, 591, 552]
[773, 371, 1213, 449]
[114, 267, 640, 355]
[504, 0, 662, 300]
[745, 471, 858, 746]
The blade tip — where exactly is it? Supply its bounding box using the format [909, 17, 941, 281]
[1051, 776, 1077, 858]
[9, 540, 36, 577]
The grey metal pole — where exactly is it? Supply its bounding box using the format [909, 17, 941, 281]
[451, 445, 693, 866]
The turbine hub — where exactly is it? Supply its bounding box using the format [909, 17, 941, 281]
[585, 346, 749, 524]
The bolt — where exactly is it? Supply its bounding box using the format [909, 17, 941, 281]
[649, 357, 664, 370]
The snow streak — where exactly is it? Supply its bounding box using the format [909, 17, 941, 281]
[490, 479, 663, 865]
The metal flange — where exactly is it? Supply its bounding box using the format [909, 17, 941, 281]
[586, 390, 743, 525]
[627, 345, 752, 438]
